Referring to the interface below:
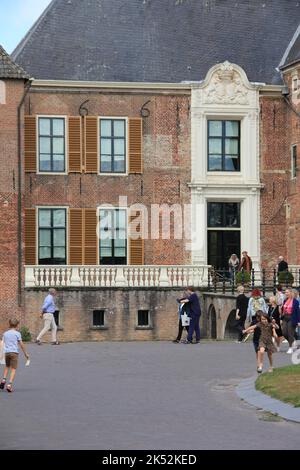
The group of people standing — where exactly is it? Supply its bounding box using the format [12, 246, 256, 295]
[235, 285, 300, 372]
[228, 251, 252, 277]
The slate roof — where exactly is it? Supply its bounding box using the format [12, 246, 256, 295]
[12, 0, 300, 84]
[280, 24, 300, 70]
[0, 45, 30, 80]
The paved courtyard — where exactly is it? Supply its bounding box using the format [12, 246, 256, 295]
[0, 341, 299, 450]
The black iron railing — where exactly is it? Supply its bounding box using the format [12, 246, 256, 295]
[208, 268, 300, 295]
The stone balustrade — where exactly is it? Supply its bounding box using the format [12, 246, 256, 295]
[25, 265, 211, 288]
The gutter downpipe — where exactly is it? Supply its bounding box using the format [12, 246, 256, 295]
[18, 79, 32, 307]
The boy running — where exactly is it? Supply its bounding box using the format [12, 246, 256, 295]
[0, 319, 29, 393]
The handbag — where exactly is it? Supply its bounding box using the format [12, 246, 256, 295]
[181, 313, 190, 327]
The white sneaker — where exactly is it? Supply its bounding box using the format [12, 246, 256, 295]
[276, 347, 280, 353]
[286, 347, 293, 354]
[282, 339, 288, 344]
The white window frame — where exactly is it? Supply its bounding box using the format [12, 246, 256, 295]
[37, 115, 68, 175]
[98, 116, 128, 176]
[97, 206, 129, 265]
[36, 206, 69, 265]
[291, 144, 297, 179]
[206, 115, 243, 176]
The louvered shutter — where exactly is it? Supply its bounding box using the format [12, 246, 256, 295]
[68, 117, 82, 172]
[129, 211, 144, 265]
[24, 116, 37, 172]
[69, 209, 83, 265]
[84, 117, 98, 173]
[25, 208, 36, 265]
[128, 118, 143, 174]
[84, 209, 98, 265]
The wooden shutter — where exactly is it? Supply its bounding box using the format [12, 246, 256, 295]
[128, 118, 143, 174]
[84, 209, 98, 265]
[24, 116, 37, 172]
[69, 209, 83, 265]
[129, 211, 144, 265]
[84, 117, 98, 173]
[25, 208, 36, 265]
[68, 117, 82, 172]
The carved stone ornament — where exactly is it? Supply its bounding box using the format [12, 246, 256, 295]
[202, 61, 249, 105]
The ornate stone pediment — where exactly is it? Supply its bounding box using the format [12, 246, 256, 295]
[202, 61, 250, 105]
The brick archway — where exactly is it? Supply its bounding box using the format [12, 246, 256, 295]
[203, 293, 237, 339]
[207, 304, 217, 339]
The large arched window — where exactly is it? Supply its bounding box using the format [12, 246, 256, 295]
[0, 81, 6, 104]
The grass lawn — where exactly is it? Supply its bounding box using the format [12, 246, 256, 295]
[256, 365, 300, 408]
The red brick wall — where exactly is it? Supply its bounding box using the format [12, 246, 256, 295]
[260, 69, 300, 268]
[260, 94, 289, 269]
[25, 90, 191, 265]
[0, 79, 25, 331]
[283, 69, 300, 265]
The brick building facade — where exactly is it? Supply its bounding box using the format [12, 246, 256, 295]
[2, 1, 300, 341]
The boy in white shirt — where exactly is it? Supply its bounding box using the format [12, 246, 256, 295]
[0, 319, 29, 393]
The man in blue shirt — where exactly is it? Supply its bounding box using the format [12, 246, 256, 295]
[179, 287, 201, 344]
[36, 288, 59, 345]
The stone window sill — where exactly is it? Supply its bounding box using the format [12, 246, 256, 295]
[135, 326, 153, 330]
[89, 326, 109, 331]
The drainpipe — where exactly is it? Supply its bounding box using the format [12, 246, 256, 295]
[18, 79, 32, 307]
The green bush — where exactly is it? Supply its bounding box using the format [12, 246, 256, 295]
[278, 271, 294, 286]
[235, 271, 251, 285]
[20, 326, 32, 342]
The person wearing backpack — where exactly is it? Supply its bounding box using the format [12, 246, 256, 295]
[246, 288, 268, 323]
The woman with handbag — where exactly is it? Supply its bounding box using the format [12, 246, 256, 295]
[173, 300, 190, 343]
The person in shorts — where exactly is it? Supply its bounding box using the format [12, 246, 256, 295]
[0, 319, 29, 393]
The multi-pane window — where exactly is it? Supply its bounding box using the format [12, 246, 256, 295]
[100, 119, 126, 173]
[208, 202, 240, 228]
[38, 208, 66, 265]
[39, 117, 65, 172]
[99, 209, 127, 265]
[292, 145, 297, 179]
[208, 120, 240, 171]
[93, 310, 105, 327]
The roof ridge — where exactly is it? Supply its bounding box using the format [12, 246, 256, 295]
[0, 45, 30, 79]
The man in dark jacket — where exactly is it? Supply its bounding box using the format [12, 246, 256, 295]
[277, 256, 288, 273]
[235, 285, 249, 342]
[179, 287, 201, 344]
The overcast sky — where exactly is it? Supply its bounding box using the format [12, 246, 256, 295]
[0, 0, 52, 53]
